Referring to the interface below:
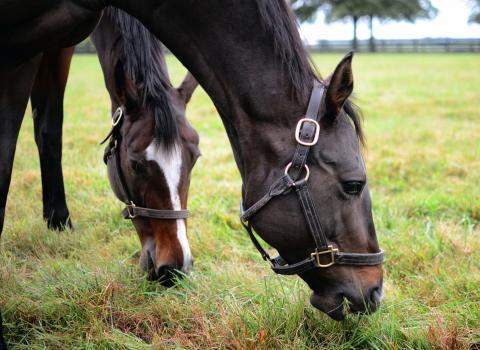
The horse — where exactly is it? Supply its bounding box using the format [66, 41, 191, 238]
[0, 0, 383, 332]
[91, 9, 200, 283]
[28, 8, 201, 279]
[0, 8, 200, 345]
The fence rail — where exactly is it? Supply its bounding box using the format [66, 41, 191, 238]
[310, 38, 480, 53]
[75, 38, 480, 54]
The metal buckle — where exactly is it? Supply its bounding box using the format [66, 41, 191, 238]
[295, 118, 320, 146]
[284, 162, 310, 186]
[112, 107, 124, 126]
[126, 201, 137, 219]
[311, 245, 338, 268]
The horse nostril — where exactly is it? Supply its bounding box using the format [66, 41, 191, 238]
[141, 249, 157, 281]
[369, 286, 383, 307]
[157, 264, 182, 287]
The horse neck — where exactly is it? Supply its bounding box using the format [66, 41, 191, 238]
[109, 0, 313, 179]
[90, 14, 120, 105]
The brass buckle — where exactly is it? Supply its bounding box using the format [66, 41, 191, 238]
[112, 107, 124, 126]
[311, 245, 338, 268]
[295, 118, 320, 146]
[126, 201, 137, 219]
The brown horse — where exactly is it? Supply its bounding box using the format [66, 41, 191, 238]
[33, 9, 200, 282]
[1, 8, 200, 345]
[1, 4, 384, 344]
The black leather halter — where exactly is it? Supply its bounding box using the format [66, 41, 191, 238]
[101, 107, 189, 221]
[240, 82, 384, 275]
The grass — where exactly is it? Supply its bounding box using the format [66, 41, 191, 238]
[1, 53, 479, 349]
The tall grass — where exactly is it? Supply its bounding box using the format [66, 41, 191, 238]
[0, 53, 479, 349]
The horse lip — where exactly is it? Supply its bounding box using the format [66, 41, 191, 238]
[326, 303, 346, 321]
[310, 292, 346, 321]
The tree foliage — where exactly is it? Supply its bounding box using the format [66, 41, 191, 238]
[291, 0, 438, 51]
[290, 0, 327, 23]
[470, 0, 480, 23]
[374, 0, 437, 22]
[292, 0, 437, 23]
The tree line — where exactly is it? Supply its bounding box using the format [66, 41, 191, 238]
[291, 0, 480, 52]
[471, 0, 480, 24]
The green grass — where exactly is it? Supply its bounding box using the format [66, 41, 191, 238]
[1, 53, 479, 349]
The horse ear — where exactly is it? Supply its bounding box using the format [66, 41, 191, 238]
[324, 52, 354, 120]
[177, 72, 198, 104]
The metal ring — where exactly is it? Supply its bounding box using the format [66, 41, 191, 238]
[127, 201, 137, 219]
[284, 162, 310, 185]
[112, 107, 124, 126]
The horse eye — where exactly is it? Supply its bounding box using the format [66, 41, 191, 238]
[341, 181, 365, 196]
[130, 159, 147, 174]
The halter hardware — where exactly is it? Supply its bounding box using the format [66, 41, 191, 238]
[112, 107, 124, 126]
[311, 245, 338, 268]
[240, 81, 384, 276]
[101, 106, 189, 221]
[295, 118, 320, 146]
[126, 201, 137, 219]
[285, 162, 310, 186]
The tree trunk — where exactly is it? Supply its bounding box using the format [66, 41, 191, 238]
[352, 16, 359, 52]
[369, 15, 376, 52]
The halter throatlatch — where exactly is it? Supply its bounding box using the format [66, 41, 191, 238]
[240, 82, 384, 275]
[101, 107, 189, 221]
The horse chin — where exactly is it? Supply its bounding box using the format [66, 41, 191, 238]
[310, 292, 346, 321]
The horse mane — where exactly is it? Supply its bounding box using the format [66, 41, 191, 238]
[344, 100, 365, 145]
[106, 7, 178, 148]
[255, 0, 364, 142]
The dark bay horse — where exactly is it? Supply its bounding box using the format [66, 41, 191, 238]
[107, 0, 385, 320]
[0, 3, 384, 344]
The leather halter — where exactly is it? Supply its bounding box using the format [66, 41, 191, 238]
[101, 107, 189, 221]
[240, 82, 384, 275]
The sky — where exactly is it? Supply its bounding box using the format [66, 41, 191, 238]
[300, 0, 480, 43]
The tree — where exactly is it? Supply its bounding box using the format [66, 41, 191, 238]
[291, 0, 384, 51]
[292, 0, 437, 52]
[323, 0, 371, 51]
[290, 0, 327, 23]
[372, 0, 437, 51]
[470, 0, 480, 23]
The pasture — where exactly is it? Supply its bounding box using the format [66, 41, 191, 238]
[0, 53, 479, 349]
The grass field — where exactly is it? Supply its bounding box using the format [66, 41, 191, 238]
[1, 53, 479, 349]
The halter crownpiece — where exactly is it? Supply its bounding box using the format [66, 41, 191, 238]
[101, 106, 189, 221]
[240, 81, 384, 275]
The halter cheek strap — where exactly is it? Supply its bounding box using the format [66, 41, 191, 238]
[101, 107, 189, 221]
[240, 82, 384, 275]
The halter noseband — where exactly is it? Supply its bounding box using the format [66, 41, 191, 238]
[240, 82, 384, 276]
[101, 107, 189, 221]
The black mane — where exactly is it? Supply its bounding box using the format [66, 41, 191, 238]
[344, 100, 365, 145]
[106, 7, 178, 147]
[255, 0, 317, 100]
[255, 0, 364, 141]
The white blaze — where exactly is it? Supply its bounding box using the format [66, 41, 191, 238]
[145, 142, 191, 272]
